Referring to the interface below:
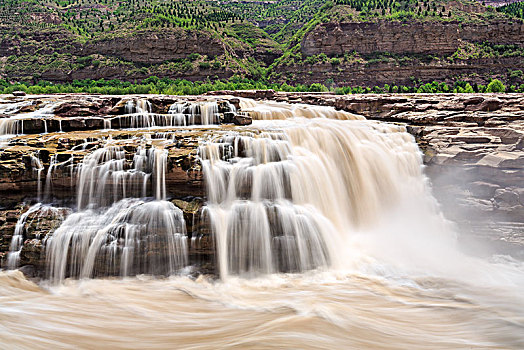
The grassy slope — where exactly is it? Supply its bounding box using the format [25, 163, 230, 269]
[0, 0, 522, 85]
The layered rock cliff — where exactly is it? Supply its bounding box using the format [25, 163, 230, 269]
[271, 19, 524, 86]
[2, 16, 524, 86]
[0, 27, 281, 83]
[301, 21, 524, 57]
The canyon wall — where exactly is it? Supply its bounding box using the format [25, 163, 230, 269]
[301, 21, 524, 57]
[270, 20, 524, 86]
[0, 27, 281, 83]
[274, 56, 524, 86]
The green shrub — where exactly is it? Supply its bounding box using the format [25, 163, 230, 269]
[188, 53, 201, 61]
[330, 57, 341, 65]
[486, 79, 506, 93]
[309, 83, 328, 92]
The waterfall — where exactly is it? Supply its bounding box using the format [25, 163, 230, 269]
[30, 153, 44, 201]
[45, 199, 187, 282]
[2, 97, 524, 350]
[125, 99, 152, 114]
[241, 100, 362, 120]
[38, 140, 188, 281]
[7, 204, 44, 269]
[75, 144, 169, 209]
[199, 118, 440, 278]
[0, 101, 60, 136]
[6, 97, 447, 283]
[106, 99, 230, 129]
[200, 101, 219, 125]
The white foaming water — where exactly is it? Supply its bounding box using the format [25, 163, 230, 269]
[27, 137, 186, 281]
[75, 143, 168, 209]
[0, 100, 60, 135]
[30, 153, 45, 201]
[7, 203, 70, 270]
[241, 99, 362, 120]
[43, 139, 186, 281]
[125, 98, 152, 114]
[0, 100, 34, 114]
[199, 117, 452, 279]
[106, 99, 232, 128]
[168, 100, 228, 125]
[7, 204, 45, 269]
[45, 198, 187, 282]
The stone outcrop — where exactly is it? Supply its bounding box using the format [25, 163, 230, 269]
[274, 56, 524, 86]
[0, 27, 279, 83]
[4, 18, 524, 86]
[270, 19, 524, 86]
[82, 30, 226, 64]
[301, 21, 524, 57]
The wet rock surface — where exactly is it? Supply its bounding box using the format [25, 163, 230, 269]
[0, 94, 259, 277]
[0, 94, 251, 135]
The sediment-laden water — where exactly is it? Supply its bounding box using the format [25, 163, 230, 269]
[0, 96, 523, 349]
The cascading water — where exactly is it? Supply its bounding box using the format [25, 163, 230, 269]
[106, 99, 231, 129]
[239, 99, 362, 120]
[41, 140, 187, 282]
[7, 204, 45, 269]
[45, 198, 187, 282]
[0, 101, 60, 136]
[7, 204, 70, 270]
[75, 144, 168, 209]
[30, 153, 45, 201]
[2, 97, 523, 349]
[198, 117, 443, 278]
[2, 134, 187, 281]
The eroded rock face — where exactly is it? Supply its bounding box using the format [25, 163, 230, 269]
[0, 128, 208, 275]
[301, 21, 524, 57]
[82, 30, 225, 64]
[265, 20, 524, 86]
[0, 94, 251, 134]
[0, 94, 255, 277]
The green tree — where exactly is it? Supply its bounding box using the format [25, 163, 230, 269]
[463, 83, 474, 93]
[486, 79, 506, 93]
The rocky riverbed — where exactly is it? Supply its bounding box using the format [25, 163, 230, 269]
[1, 92, 523, 276]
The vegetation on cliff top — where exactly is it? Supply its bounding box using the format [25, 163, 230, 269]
[2, 77, 521, 95]
[498, 1, 524, 19]
[330, 0, 509, 22]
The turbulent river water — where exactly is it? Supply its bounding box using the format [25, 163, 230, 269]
[0, 97, 523, 349]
